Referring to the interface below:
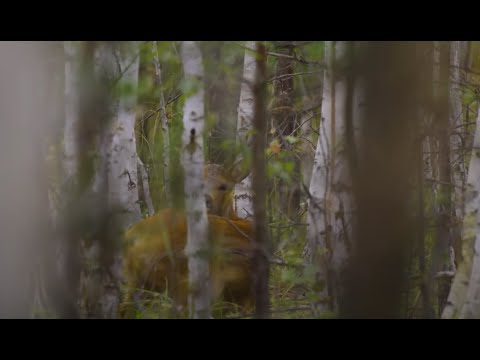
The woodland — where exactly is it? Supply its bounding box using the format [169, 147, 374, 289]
[0, 41, 479, 319]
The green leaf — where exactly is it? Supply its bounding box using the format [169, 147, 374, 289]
[286, 135, 299, 144]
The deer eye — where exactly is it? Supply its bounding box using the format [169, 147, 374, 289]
[218, 184, 228, 191]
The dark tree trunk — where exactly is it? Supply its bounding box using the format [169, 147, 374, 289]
[252, 42, 271, 319]
[341, 42, 419, 318]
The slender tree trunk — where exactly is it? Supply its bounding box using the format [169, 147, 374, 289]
[450, 41, 468, 267]
[432, 41, 454, 316]
[106, 42, 142, 230]
[303, 41, 360, 314]
[415, 41, 435, 319]
[329, 41, 355, 311]
[303, 41, 334, 312]
[181, 41, 210, 319]
[234, 41, 256, 219]
[442, 104, 480, 319]
[60, 40, 86, 318]
[67, 41, 101, 319]
[152, 41, 170, 207]
[102, 42, 142, 317]
[252, 42, 271, 319]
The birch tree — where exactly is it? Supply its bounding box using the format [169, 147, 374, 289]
[303, 41, 334, 312]
[450, 41, 469, 266]
[105, 42, 142, 230]
[303, 41, 359, 314]
[328, 41, 355, 310]
[181, 41, 210, 319]
[442, 104, 480, 319]
[69, 42, 143, 318]
[234, 41, 256, 219]
[96, 42, 142, 317]
[430, 41, 455, 315]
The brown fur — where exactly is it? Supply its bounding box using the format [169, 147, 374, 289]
[120, 162, 254, 318]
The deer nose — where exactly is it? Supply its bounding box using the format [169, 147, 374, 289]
[205, 194, 213, 212]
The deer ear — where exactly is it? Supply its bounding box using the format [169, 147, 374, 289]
[229, 156, 251, 183]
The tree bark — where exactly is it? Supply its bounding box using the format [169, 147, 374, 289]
[303, 41, 334, 312]
[234, 41, 256, 219]
[252, 42, 271, 319]
[442, 104, 480, 319]
[181, 41, 211, 319]
[432, 41, 454, 316]
[341, 42, 418, 318]
[151, 41, 170, 207]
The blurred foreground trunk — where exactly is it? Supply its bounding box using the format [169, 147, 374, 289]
[0, 42, 51, 317]
[341, 42, 420, 318]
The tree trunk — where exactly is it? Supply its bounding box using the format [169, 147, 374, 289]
[302, 41, 361, 314]
[415, 41, 435, 319]
[442, 104, 480, 319]
[252, 42, 271, 319]
[181, 41, 210, 319]
[303, 41, 334, 312]
[75, 42, 142, 318]
[234, 41, 256, 219]
[151, 41, 170, 207]
[0, 42, 51, 318]
[341, 42, 418, 318]
[449, 41, 468, 267]
[432, 41, 454, 316]
[106, 42, 142, 230]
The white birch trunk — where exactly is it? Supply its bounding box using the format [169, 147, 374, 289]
[450, 41, 467, 218]
[181, 41, 210, 319]
[79, 42, 142, 318]
[107, 42, 142, 229]
[91, 42, 142, 228]
[442, 105, 480, 318]
[64, 41, 80, 179]
[234, 41, 256, 219]
[304, 41, 360, 313]
[303, 41, 333, 311]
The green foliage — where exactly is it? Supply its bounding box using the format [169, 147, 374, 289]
[122, 288, 179, 319]
[303, 42, 325, 62]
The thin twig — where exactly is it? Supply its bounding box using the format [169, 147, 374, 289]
[267, 70, 324, 84]
[141, 93, 183, 124]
